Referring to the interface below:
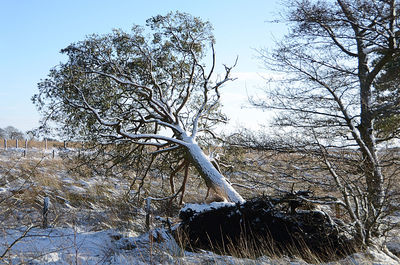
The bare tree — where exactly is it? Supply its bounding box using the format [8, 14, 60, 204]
[3, 126, 24, 140]
[33, 12, 244, 203]
[0, 128, 6, 139]
[252, 0, 400, 245]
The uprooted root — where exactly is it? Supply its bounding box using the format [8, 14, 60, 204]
[178, 196, 360, 263]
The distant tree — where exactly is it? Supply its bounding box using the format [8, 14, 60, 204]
[33, 12, 244, 203]
[0, 128, 6, 139]
[251, 0, 400, 245]
[4, 126, 24, 140]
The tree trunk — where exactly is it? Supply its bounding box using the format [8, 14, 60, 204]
[359, 119, 384, 244]
[184, 140, 245, 203]
[358, 62, 384, 212]
[358, 63, 384, 242]
[359, 125, 384, 208]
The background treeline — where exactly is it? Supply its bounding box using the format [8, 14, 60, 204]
[0, 126, 28, 140]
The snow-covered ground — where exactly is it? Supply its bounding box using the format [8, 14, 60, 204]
[1, 147, 400, 264]
[2, 225, 400, 264]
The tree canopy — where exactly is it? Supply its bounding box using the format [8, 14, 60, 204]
[34, 12, 228, 143]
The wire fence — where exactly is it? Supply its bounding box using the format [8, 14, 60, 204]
[0, 139, 82, 158]
[0, 139, 68, 150]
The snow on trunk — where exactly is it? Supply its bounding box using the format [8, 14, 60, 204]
[184, 140, 245, 204]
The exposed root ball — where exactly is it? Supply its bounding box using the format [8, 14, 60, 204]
[178, 197, 358, 262]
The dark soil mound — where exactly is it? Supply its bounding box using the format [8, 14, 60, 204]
[178, 196, 358, 262]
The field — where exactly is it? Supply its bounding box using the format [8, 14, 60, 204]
[0, 146, 399, 264]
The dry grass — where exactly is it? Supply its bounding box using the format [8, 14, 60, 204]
[174, 224, 358, 264]
[0, 149, 147, 234]
[1, 144, 398, 226]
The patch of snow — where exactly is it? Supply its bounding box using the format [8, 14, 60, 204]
[2, 225, 283, 264]
[77, 179, 91, 187]
[1, 222, 399, 264]
[324, 247, 400, 265]
[67, 185, 87, 194]
[181, 201, 236, 214]
[0, 187, 9, 194]
[62, 177, 75, 184]
[0, 227, 116, 264]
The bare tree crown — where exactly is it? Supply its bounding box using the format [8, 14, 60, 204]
[251, 0, 400, 245]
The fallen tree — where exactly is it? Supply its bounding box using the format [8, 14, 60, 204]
[33, 12, 244, 203]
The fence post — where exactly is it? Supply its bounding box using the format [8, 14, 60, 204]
[16, 139, 18, 148]
[145, 197, 152, 231]
[43, 196, 50, 228]
[4, 139, 7, 150]
[64, 141, 67, 149]
[23, 140, 28, 157]
[45, 139, 48, 150]
[52, 149, 55, 159]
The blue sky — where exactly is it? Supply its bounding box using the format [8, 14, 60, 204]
[0, 0, 286, 132]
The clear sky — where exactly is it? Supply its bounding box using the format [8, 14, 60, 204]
[0, 0, 286, 133]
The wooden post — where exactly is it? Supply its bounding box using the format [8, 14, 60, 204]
[52, 149, 55, 159]
[43, 196, 50, 228]
[64, 141, 67, 149]
[24, 140, 28, 157]
[16, 139, 18, 148]
[45, 139, 48, 150]
[145, 197, 151, 231]
[4, 139, 7, 150]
